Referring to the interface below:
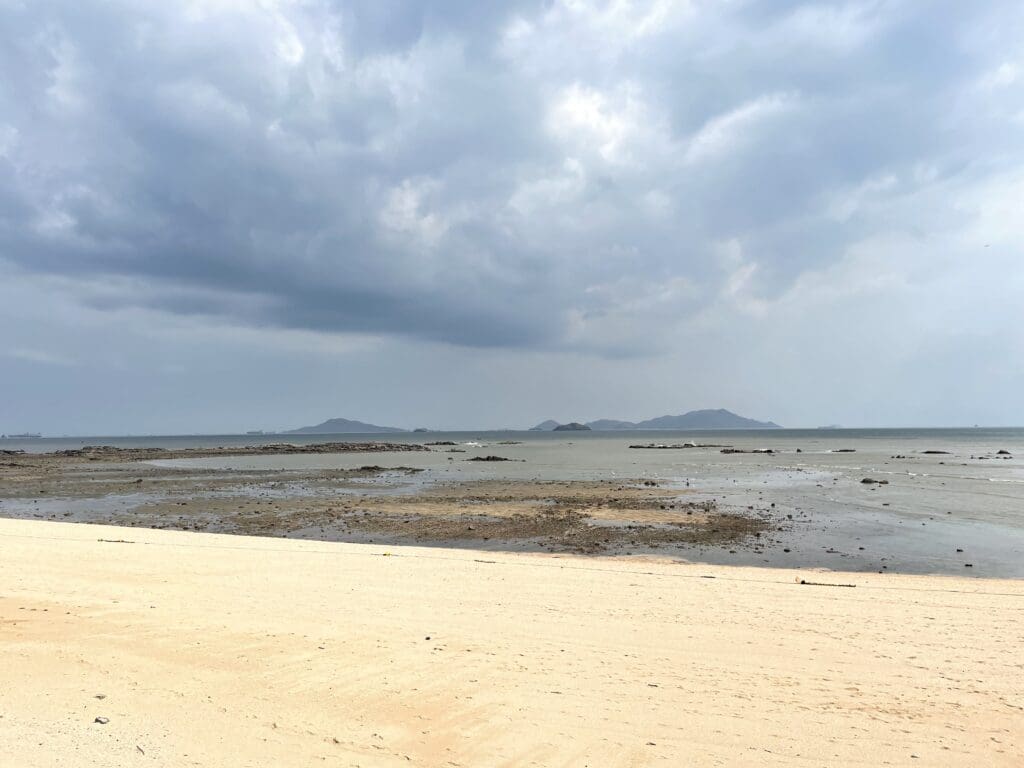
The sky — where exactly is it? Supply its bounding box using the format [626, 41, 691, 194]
[1, 0, 1023, 435]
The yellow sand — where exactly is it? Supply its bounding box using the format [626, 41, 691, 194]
[1, 518, 1021, 767]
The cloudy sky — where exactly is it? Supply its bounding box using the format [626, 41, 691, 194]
[2, 0, 1022, 434]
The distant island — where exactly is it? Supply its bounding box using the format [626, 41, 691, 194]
[528, 420, 560, 431]
[553, 422, 591, 431]
[530, 409, 780, 431]
[283, 417, 406, 434]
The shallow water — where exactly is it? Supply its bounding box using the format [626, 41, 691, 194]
[5, 428, 1023, 576]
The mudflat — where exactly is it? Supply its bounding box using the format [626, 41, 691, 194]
[1, 517, 1021, 767]
[0, 450, 775, 556]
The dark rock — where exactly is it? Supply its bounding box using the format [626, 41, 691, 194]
[861, 478, 889, 485]
[94, 717, 109, 725]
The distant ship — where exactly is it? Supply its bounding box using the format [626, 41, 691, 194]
[1, 432, 42, 439]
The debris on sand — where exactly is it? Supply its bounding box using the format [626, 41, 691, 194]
[47, 442, 428, 461]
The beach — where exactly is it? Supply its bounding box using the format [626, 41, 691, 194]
[1, 516, 1021, 767]
[2, 430, 1022, 575]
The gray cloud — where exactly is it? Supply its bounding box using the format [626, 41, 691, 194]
[1, 1, 1023, 431]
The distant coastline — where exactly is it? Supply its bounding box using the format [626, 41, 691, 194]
[530, 409, 780, 432]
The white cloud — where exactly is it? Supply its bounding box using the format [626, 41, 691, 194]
[684, 93, 796, 164]
[978, 61, 1019, 90]
[379, 178, 450, 248]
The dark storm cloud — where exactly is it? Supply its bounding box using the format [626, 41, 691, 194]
[1, 0, 1022, 352]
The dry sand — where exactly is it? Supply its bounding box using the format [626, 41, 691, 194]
[1, 518, 1021, 767]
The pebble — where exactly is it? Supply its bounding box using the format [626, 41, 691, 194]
[94, 717, 109, 725]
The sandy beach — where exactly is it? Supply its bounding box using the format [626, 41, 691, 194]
[1, 517, 1021, 767]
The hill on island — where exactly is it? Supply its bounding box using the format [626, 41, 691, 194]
[530, 409, 780, 431]
[283, 417, 406, 434]
[528, 420, 561, 431]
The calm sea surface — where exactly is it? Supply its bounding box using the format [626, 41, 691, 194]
[4, 428, 1023, 576]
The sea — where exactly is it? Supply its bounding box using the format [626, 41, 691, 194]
[3, 428, 1023, 577]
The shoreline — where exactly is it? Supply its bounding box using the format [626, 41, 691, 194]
[2, 517, 1021, 767]
[2, 440, 1022, 577]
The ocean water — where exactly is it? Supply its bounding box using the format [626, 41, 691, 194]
[5, 428, 1023, 576]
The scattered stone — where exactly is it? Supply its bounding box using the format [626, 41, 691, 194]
[466, 455, 513, 462]
[94, 717, 109, 725]
[861, 478, 889, 485]
[921, 450, 951, 454]
[629, 443, 730, 449]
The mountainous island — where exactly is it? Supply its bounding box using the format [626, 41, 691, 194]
[283, 417, 406, 434]
[530, 409, 780, 431]
[529, 420, 561, 431]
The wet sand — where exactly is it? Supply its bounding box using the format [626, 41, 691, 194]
[2, 440, 1022, 574]
[0, 449, 774, 556]
[1, 517, 1021, 767]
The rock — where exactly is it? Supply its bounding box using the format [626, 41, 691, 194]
[922, 450, 951, 454]
[466, 455, 512, 462]
[861, 478, 889, 485]
[997, 449, 1011, 455]
[94, 717, 109, 725]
